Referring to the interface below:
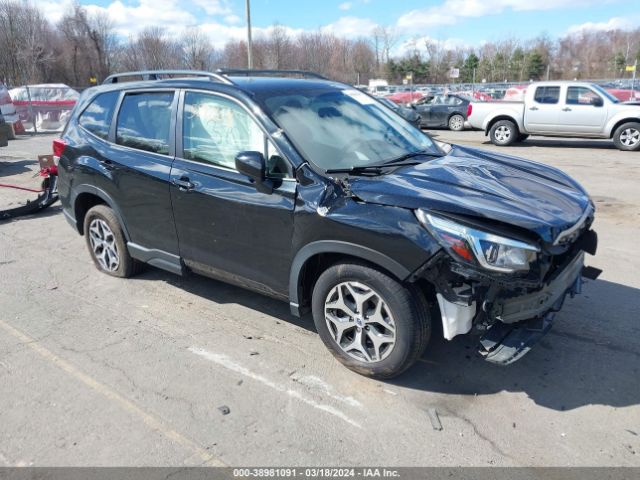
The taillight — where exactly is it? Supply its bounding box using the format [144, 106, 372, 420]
[52, 139, 66, 163]
[466, 104, 473, 118]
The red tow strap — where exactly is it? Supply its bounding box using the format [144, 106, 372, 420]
[0, 166, 57, 193]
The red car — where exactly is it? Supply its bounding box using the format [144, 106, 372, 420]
[606, 88, 640, 102]
[385, 91, 425, 105]
[9, 84, 78, 133]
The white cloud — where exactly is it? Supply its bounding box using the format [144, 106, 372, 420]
[192, 0, 232, 16]
[338, 2, 353, 10]
[199, 22, 304, 49]
[320, 16, 377, 39]
[224, 14, 242, 25]
[397, 0, 601, 32]
[394, 36, 469, 57]
[567, 16, 640, 34]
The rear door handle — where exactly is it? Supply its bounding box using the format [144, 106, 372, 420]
[529, 106, 539, 111]
[562, 107, 572, 112]
[172, 177, 195, 191]
[98, 158, 114, 169]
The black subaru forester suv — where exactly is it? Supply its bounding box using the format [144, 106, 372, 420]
[57, 69, 599, 379]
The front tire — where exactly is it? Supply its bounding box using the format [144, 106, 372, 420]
[490, 119, 519, 146]
[83, 205, 140, 278]
[448, 114, 465, 131]
[312, 263, 431, 379]
[613, 122, 640, 151]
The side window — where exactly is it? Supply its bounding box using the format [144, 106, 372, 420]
[183, 92, 292, 178]
[116, 92, 174, 155]
[534, 86, 560, 104]
[78, 91, 119, 140]
[567, 87, 601, 105]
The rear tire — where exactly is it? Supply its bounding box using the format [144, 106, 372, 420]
[613, 122, 640, 151]
[311, 262, 431, 379]
[489, 119, 519, 146]
[83, 205, 141, 278]
[448, 114, 465, 131]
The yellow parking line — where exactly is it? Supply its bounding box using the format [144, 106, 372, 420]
[0, 318, 226, 467]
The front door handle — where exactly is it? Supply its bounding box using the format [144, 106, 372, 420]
[172, 177, 195, 191]
[529, 106, 539, 111]
[562, 107, 572, 112]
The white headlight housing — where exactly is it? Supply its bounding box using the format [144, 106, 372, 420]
[416, 210, 540, 273]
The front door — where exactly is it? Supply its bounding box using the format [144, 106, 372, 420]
[555, 86, 607, 134]
[170, 90, 296, 297]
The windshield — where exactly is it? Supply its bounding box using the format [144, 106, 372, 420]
[591, 84, 619, 103]
[260, 87, 439, 171]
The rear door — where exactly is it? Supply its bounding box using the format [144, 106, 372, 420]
[109, 90, 180, 254]
[555, 86, 607, 134]
[170, 90, 296, 297]
[523, 85, 561, 133]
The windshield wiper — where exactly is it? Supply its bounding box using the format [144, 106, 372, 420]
[326, 150, 443, 175]
[384, 150, 443, 164]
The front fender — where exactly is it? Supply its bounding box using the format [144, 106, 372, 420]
[288, 240, 412, 316]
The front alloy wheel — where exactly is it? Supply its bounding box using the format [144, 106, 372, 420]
[324, 281, 396, 362]
[620, 128, 640, 147]
[613, 121, 640, 151]
[312, 263, 431, 379]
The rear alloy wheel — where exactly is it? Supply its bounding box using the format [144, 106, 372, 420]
[490, 119, 519, 146]
[613, 122, 640, 151]
[83, 204, 141, 278]
[448, 114, 465, 131]
[312, 263, 430, 379]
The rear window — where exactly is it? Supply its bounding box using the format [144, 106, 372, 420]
[534, 86, 560, 104]
[78, 91, 119, 140]
[116, 92, 174, 155]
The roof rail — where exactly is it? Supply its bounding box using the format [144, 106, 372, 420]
[216, 69, 328, 80]
[102, 70, 234, 85]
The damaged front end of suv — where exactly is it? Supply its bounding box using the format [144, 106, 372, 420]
[342, 144, 600, 366]
[414, 206, 599, 364]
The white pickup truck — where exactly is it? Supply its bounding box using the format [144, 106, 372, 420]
[467, 81, 640, 151]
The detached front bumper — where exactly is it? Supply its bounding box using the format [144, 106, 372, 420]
[422, 233, 599, 365]
[491, 251, 585, 324]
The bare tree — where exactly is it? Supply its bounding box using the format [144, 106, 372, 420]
[181, 28, 213, 70]
[265, 24, 291, 69]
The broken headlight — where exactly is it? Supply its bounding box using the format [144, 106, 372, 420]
[416, 210, 540, 273]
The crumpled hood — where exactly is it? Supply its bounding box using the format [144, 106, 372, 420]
[348, 145, 592, 243]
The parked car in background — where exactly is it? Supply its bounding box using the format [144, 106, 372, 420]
[9, 84, 79, 133]
[378, 97, 421, 127]
[606, 88, 640, 103]
[467, 81, 640, 150]
[368, 78, 389, 96]
[502, 85, 528, 101]
[386, 91, 424, 105]
[412, 94, 470, 130]
[0, 114, 9, 147]
[0, 83, 23, 136]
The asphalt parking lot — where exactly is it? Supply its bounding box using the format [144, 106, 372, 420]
[1, 130, 639, 467]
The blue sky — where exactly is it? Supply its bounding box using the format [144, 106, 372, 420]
[42, 0, 639, 54]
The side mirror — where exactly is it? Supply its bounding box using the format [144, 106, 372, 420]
[591, 96, 604, 107]
[235, 151, 273, 194]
